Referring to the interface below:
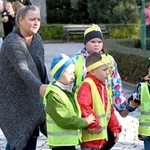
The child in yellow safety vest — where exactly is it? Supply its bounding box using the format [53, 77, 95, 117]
[72, 24, 129, 118]
[44, 53, 96, 150]
[126, 58, 150, 150]
[72, 24, 125, 149]
[77, 52, 122, 150]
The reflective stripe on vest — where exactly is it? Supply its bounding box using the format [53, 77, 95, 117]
[138, 83, 150, 136]
[82, 78, 111, 142]
[47, 118, 82, 136]
[106, 54, 114, 104]
[44, 83, 82, 147]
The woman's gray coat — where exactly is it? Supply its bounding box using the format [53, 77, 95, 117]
[0, 28, 49, 150]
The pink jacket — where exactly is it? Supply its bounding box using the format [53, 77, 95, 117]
[145, 8, 150, 25]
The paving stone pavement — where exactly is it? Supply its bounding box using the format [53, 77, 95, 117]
[0, 42, 144, 150]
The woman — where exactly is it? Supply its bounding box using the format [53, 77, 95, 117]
[2, 2, 15, 38]
[0, 5, 48, 150]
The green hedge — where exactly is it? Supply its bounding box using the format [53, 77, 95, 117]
[39, 24, 141, 40]
[109, 24, 140, 39]
[39, 24, 63, 40]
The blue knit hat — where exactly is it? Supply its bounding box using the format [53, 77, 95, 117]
[50, 54, 74, 80]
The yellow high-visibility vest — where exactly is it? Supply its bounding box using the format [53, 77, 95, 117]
[75, 54, 84, 93]
[82, 78, 111, 142]
[44, 83, 82, 147]
[138, 83, 150, 136]
[106, 54, 114, 104]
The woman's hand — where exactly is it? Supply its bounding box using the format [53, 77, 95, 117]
[39, 84, 48, 96]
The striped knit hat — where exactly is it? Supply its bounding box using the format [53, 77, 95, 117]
[83, 24, 103, 45]
[51, 54, 74, 80]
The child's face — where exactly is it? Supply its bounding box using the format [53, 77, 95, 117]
[58, 64, 75, 85]
[92, 64, 109, 82]
[86, 38, 103, 54]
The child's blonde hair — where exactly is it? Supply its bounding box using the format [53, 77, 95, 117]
[4, 2, 15, 16]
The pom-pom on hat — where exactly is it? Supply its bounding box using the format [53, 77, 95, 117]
[83, 24, 103, 45]
[50, 53, 74, 80]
